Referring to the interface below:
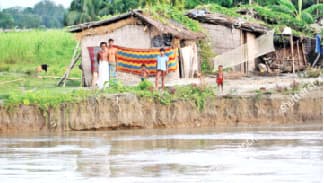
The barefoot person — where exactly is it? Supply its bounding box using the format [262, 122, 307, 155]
[107, 38, 118, 85]
[216, 65, 224, 93]
[96, 42, 109, 89]
[155, 48, 168, 89]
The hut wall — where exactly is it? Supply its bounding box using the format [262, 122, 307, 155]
[81, 25, 152, 86]
[202, 23, 241, 54]
[202, 23, 242, 72]
[273, 42, 306, 71]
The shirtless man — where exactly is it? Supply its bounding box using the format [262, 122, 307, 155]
[95, 42, 109, 89]
[107, 38, 118, 84]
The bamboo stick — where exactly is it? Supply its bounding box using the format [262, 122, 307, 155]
[301, 41, 308, 65]
[57, 41, 81, 87]
[296, 40, 301, 70]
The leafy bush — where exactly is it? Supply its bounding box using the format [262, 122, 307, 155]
[197, 3, 239, 17]
[198, 40, 215, 74]
[252, 6, 311, 33]
[143, 4, 202, 32]
[137, 80, 154, 90]
[304, 68, 322, 78]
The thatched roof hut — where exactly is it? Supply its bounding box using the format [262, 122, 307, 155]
[187, 9, 270, 73]
[187, 9, 317, 74]
[68, 10, 205, 87]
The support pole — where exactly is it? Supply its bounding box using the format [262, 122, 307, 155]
[290, 35, 295, 74]
[296, 40, 301, 70]
[301, 41, 308, 65]
[57, 41, 81, 87]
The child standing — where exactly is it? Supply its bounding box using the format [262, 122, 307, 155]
[155, 48, 169, 90]
[140, 64, 149, 81]
[216, 65, 224, 93]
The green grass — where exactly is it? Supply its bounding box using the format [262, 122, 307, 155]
[0, 29, 216, 111]
[142, 4, 202, 32]
[0, 30, 83, 107]
[0, 30, 79, 77]
[3, 79, 215, 112]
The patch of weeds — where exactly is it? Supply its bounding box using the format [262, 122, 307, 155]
[290, 80, 301, 92]
[255, 89, 263, 100]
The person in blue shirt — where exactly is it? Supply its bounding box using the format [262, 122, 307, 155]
[155, 48, 169, 89]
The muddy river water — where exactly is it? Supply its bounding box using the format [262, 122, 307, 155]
[0, 123, 322, 183]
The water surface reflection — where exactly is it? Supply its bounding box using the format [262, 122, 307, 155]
[0, 123, 322, 183]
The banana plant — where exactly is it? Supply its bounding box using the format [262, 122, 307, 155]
[271, 0, 322, 24]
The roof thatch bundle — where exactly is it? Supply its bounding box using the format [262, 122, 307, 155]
[68, 10, 205, 40]
[187, 9, 269, 34]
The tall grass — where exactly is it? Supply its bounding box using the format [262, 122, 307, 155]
[0, 30, 78, 77]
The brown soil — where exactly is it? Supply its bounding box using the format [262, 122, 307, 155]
[0, 88, 322, 134]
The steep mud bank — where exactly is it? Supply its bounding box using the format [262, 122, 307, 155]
[0, 89, 322, 133]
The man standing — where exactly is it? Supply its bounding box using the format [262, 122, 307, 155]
[96, 42, 109, 89]
[107, 38, 118, 85]
[155, 48, 169, 90]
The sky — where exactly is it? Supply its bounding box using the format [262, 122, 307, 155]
[0, 0, 73, 8]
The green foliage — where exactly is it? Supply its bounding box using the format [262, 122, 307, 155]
[3, 78, 215, 112]
[198, 3, 239, 17]
[5, 89, 97, 109]
[175, 84, 214, 111]
[141, 0, 186, 9]
[137, 80, 154, 90]
[303, 68, 323, 78]
[302, 3, 323, 23]
[144, 4, 202, 32]
[186, 0, 234, 8]
[0, 12, 14, 29]
[0, 30, 78, 77]
[198, 40, 215, 74]
[0, 0, 66, 29]
[197, 2, 321, 36]
[245, 5, 313, 35]
[270, 0, 323, 24]
[66, 0, 141, 25]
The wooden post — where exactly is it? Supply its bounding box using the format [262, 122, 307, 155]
[290, 35, 295, 74]
[282, 35, 285, 65]
[57, 41, 81, 87]
[296, 40, 301, 70]
[301, 41, 308, 65]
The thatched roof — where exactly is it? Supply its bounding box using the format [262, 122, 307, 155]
[68, 10, 205, 40]
[187, 9, 269, 34]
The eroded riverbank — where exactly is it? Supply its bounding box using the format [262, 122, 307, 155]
[0, 88, 322, 134]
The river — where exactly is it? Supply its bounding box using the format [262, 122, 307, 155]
[0, 123, 322, 183]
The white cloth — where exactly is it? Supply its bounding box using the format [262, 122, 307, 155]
[180, 44, 198, 78]
[213, 31, 275, 71]
[97, 61, 109, 89]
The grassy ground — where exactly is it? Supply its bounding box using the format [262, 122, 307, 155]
[0, 29, 217, 111]
[0, 30, 79, 77]
[0, 30, 85, 105]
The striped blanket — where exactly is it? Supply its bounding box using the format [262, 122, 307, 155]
[87, 46, 177, 76]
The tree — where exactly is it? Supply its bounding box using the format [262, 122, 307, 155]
[34, 0, 66, 28]
[0, 0, 66, 29]
[65, 0, 140, 25]
[271, 0, 323, 24]
[0, 12, 14, 28]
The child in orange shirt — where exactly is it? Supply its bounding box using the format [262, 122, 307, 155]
[216, 65, 224, 93]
